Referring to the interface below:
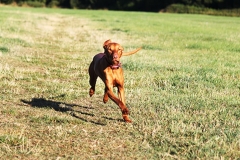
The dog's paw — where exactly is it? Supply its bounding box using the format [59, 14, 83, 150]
[89, 89, 95, 97]
[103, 99, 108, 103]
[123, 115, 132, 123]
[122, 108, 129, 115]
[103, 93, 109, 103]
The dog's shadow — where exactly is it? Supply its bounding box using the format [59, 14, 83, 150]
[21, 95, 121, 125]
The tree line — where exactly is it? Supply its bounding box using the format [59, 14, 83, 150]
[1, 0, 240, 11]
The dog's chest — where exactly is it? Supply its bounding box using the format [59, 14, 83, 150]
[104, 67, 123, 85]
[113, 69, 123, 84]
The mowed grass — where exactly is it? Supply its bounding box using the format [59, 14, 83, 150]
[0, 6, 239, 159]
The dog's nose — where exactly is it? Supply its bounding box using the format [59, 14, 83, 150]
[113, 54, 118, 59]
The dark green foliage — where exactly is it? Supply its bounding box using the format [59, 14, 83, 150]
[1, 0, 14, 4]
[46, 0, 59, 7]
[18, 1, 45, 7]
[166, 3, 240, 16]
[1, 0, 240, 12]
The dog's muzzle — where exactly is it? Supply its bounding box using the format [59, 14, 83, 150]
[110, 63, 122, 69]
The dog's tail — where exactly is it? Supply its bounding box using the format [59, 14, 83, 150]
[122, 47, 141, 56]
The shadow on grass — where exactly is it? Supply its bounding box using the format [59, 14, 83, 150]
[21, 97, 77, 112]
[20, 95, 122, 125]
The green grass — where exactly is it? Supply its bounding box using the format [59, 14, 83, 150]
[0, 6, 239, 159]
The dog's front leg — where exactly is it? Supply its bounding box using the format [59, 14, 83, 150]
[117, 85, 125, 105]
[115, 69, 125, 105]
[104, 82, 131, 123]
[117, 86, 131, 123]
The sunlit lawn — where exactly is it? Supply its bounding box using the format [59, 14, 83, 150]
[0, 6, 239, 159]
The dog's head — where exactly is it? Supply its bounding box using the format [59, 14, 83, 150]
[103, 39, 142, 65]
[103, 40, 123, 65]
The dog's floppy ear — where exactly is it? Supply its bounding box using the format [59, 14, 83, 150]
[118, 45, 124, 56]
[103, 39, 112, 51]
[106, 44, 113, 54]
[119, 46, 123, 52]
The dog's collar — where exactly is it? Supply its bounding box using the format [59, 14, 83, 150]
[110, 63, 122, 69]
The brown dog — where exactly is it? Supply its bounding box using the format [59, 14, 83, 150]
[88, 40, 141, 122]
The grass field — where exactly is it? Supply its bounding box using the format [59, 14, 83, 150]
[0, 6, 239, 159]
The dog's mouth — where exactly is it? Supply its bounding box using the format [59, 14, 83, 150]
[110, 59, 121, 69]
[105, 54, 121, 69]
[112, 59, 120, 65]
[110, 62, 122, 69]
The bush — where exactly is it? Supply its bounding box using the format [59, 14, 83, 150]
[47, 0, 59, 8]
[166, 4, 205, 14]
[165, 4, 240, 17]
[18, 1, 45, 7]
[27, 1, 45, 7]
[1, 0, 14, 4]
[69, 0, 88, 9]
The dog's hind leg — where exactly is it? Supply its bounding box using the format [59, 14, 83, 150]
[88, 62, 98, 97]
[103, 87, 109, 103]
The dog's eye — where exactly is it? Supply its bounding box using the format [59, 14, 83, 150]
[108, 49, 112, 53]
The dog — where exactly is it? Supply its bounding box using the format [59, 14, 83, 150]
[88, 40, 141, 122]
